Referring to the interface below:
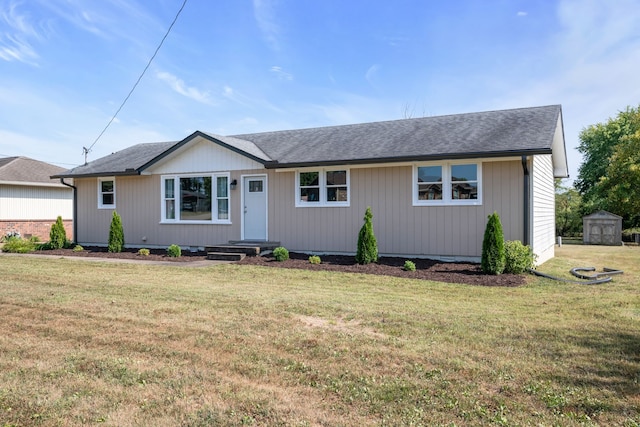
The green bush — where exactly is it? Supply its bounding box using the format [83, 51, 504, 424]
[481, 212, 506, 275]
[49, 215, 67, 249]
[504, 240, 536, 274]
[308, 255, 321, 264]
[72, 245, 84, 252]
[403, 260, 416, 271]
[167, 244, 181, 257]
[356, 206, 378, 265]
[108, 211, 125, 253]
[138, 248, 150, 256]
[1, 237, 36, 253]
[273, 246, 289, 262]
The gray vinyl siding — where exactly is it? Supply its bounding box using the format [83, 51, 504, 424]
[269, 160, 524, 259]
[531, 154, 555, 264]
[0, 184, 73, 220]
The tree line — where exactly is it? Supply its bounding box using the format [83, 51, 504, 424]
[556, 105, 640, 236]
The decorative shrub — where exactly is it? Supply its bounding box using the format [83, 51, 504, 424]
[403, 260, 416, 271]
[29, 236, 41, 243]
[1, 237, 36, 253]
[481, 212, 506, 275]
[308, 255, 321, 264]
[72, 245, 84, 252]
[138, 248, 151, 256]
[356, 206, 378, 265]
[167, 244, 181, 257]
[504, 240, 536, 274]
[273, 246, 289, 262]
[108, 211, 125, 253]
[49, 215, 67, 249]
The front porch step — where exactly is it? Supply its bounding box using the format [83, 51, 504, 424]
[205, 241, 280, 257]
[206, 252, 246, 261]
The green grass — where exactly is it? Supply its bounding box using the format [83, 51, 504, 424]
[0, 245, 638, 426]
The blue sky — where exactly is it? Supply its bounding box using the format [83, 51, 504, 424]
[1, 0, 639, 181]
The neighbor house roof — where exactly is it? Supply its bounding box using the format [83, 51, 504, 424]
[0, 156, 68, 187]
[53, 105, 567, 178]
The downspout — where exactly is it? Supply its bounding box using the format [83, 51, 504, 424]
[59, 178, 78, 243]
[521, 156, 530, 246]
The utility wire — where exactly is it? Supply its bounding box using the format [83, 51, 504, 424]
[84, 0, 188, 160]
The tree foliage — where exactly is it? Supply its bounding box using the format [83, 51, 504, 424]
[555, 179, 582, 237]
[576, 105, 640, 227]
[481, 212, 505, 275]
[355, 206, 378, 265]
[108, 211, 125, 253]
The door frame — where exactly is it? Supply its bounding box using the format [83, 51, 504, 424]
[240, 174, 268, 241]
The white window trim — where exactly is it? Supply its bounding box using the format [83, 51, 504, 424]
[160, 173, 232, 224]
[413, 161, 482, 206]
[295, 168, 350, 207]
[97, 177, 115, 209]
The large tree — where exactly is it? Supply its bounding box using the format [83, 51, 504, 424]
[576, 105, 640, 227]
[555, 179, 582, 237]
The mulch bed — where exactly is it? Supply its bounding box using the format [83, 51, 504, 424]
[19, 247, 527, 286]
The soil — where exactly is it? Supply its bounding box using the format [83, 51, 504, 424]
[17, 247, 527, 287]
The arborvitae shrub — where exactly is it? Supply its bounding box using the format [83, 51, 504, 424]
[49, 216, 67, 249]
[481, 212, 506, 275]
[167, 244, 181, 257]
[108, 211, 125, 253]
[355, 206, 378, 265]
[504, 240, 536, 274]
[273, 246, 289, 261]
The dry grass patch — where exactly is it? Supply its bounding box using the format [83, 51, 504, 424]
[0, 246, 639, 426]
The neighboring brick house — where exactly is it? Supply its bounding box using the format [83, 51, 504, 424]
[0, 156, 74, 241]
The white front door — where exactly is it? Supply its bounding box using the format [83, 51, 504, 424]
[242, 176, 267, 241]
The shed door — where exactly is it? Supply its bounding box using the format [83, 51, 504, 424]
[242, 176, 267, 241]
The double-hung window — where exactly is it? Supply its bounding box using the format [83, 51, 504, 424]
[296, 169, 349, 207]
[161, 173, 230, 223]
[98, 177, 115, 209]
[414, 162, 481, 205]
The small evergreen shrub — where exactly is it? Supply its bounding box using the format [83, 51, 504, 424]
[504, 240, 536, 274]
[273, 246, 289, 262]
[72, 245, 84, 252]
[1, 237, 36, 253]
[167, 244, 181, 257]
[481, 212, 506, 275]
[403, 260, 416, 271]
[108, 211, 125, 253]
[49, 216, 67, 249]
[356, 206, 378, 265]
[308, 255, 321, 264]
[29, 236, 41, 243]
[138, 248, 151, 256]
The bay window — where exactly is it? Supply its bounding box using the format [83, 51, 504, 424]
[161, 173, 230, 223]
[414, 162, 481, 205]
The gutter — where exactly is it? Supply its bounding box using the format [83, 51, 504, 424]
[521, 156, 530, 246]
[59, 178, 78, 243]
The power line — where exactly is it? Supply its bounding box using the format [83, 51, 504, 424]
[84, 0, 188, 161]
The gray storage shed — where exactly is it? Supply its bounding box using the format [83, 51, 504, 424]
[583, 210, 622, 246]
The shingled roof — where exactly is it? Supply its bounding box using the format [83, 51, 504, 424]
[0, 156, 68, 186]
[53, 105, 566, 178]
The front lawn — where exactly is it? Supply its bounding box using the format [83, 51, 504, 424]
[0, 245, 638, 426]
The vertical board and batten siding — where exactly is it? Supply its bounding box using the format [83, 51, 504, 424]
[0, 184, 73, 220]
[269, 160, 524, 259]
[531, 154, 555, 264]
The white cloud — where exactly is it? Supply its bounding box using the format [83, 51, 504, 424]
[516, 11, 527, 17]
[156, 71, 214, 105]
[0, 1, 41, 64]
[270, 66, 293, 81]
[253, 0, 281, 51]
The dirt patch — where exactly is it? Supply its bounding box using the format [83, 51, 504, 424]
[238, 252, 527, 287]
[13, 247, 527, 286]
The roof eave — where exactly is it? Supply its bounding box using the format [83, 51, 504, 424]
[51, 169, 141, 179]
[264, 149, 553, 169]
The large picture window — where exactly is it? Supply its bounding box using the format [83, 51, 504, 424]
[414, 162, 481, 205]
[296, 169, 349, 207]
[162, 173, 230, 223]
[98, 177, 115, 209]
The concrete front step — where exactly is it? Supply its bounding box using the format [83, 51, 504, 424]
[206, 252, 246, 261]
[205, 241, 281, 257]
